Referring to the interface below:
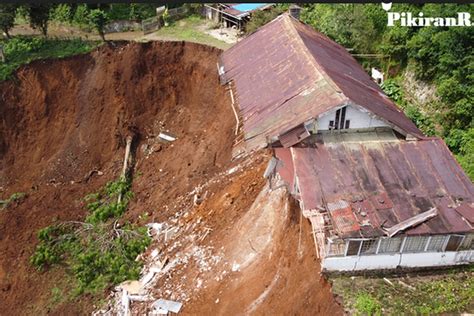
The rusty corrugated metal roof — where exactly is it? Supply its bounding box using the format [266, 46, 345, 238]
[220, 14, 423, 151]
[279, 137, 473, 238]
[456, 204, 474, 224]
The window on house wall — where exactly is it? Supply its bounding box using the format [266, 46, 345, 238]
[329, 106, 350, 130]
[346, 240, 362, 256]
[360, 239, 378, 255]
[445, 235, 464, 251]
[402, 236, 429, 253]
[378, 237, 402, 253]
[459, 234, 474, 250]
[340, 106, 346, 129]
[426, 235, 447, 252]
[327, 240, 346, 257]
[335, 109, 341, 129]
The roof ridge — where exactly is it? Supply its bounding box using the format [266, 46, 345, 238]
[283, 15, 347, 102]
[284, 15, 422, 138]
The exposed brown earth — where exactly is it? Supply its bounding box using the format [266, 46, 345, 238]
[0, 41, 342, 315]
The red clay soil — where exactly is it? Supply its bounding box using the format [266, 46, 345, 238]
[130, 157, 342, 315]
[0, 41, 342, 315]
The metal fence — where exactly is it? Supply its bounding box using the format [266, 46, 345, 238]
[167, 6, 189, 18]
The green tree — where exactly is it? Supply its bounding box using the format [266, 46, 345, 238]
[72, 4, 90, 26]
[301, 4, 384, 54]
[245, 5, 287, 34]
[50, 4, 74, 23]
[88, 9, 109, 41]
[0, 4, 17, 39]
[27, 4, 52, 37]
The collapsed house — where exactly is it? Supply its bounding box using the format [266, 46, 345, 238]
[218, 14, 474, 271]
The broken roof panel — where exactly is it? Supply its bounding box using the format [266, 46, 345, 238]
[455, 204, 474, 224]
[219, 14, 422, 151]
[284, 137, 473, 238]
[274, 147, 295, 191]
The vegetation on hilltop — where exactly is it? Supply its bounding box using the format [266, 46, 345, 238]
[0, 36, 99, 81]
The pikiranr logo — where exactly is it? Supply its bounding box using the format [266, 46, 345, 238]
[382, 2, 471, 27]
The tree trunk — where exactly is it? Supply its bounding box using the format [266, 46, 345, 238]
[41, 23, 47, 37]
[99, 30, 105, 41]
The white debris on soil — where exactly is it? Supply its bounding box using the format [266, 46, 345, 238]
[94, 156, 259, 315]
[152, 299, 183, 314]
[231, 262, 240, 272]
[205, 27, 239, 44]
[158, 132, 176, 142]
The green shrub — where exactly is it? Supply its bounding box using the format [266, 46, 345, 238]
[0, 191, 26, 209]
[381, 79, 436, 136]
[50, 4, 73, 23]
[245, 6, 286, 34]
[380, 79, 404, 104]
[85, 178, 132, 224]
[105, 4, 156, 22]
[4, 36, 45, 55]
[452, 128, 474, 180]
[72, 4, 90, 27]
[355, 293, 382, 316]
[88, 9, 109, 41]
[31, 179, 150, 295]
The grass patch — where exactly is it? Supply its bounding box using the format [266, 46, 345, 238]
[31, 178, 150, 296]
[332, 268, 474, 315]
[49, 287, 65, 306]
[152, 15, 231, 49]
[354, 292, 381, 316]
[0, 36, 100, 81]
[0, 192, 26, 209]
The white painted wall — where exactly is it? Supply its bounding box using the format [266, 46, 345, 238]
[318, 105, 389, 131]
[322, 250, 474, 272]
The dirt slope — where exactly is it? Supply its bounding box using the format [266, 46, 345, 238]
[0, 41, 341, 315]
[140, 173, 341, 315]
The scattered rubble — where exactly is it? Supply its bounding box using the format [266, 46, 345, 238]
[152, 299, 183, 314]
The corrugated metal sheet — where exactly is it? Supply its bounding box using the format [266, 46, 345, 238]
[331, 204, 361, 235]
[274, 147, 295, 193]
[219, 14, 423, 151]
[281, 137, 473, 238]
[278, 124, 310, 147]
[455, 204, 474, 224]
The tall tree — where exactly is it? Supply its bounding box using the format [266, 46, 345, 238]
[88, 9, 109, 41]
[0, 4, 17, 39]
[27, 4, 51, 37]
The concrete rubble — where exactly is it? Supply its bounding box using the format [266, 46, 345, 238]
[94, 158, 258, 315]
[158, 133, 176, 142]
[152, 299, 183, 314]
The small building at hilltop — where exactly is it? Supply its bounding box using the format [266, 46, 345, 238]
[204, 3, 275, 30]
[218, 14, 474, 272]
